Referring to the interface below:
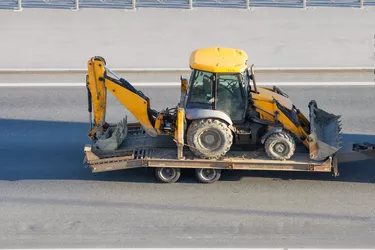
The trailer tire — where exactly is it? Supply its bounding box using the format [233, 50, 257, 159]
[187, 118, 233, 159]
[195, 168, 221, 183]
[155, 167, 181, 183]
[264, 131, 295, 160]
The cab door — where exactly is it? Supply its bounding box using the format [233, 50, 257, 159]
[215, 73, 247, 124]
[186, 70, 215, 110]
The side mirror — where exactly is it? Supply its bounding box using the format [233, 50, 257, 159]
[180, 76, 188, 93]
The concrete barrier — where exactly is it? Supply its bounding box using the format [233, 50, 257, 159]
[0, 66, 374, 85]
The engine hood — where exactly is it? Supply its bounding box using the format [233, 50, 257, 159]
[252, 87, 293, 110]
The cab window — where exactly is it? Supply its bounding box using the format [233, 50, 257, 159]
[188, 70, 214, 104]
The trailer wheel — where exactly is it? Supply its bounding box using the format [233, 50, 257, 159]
[155, 167, 181, 183]
[195, 168, 221, 183]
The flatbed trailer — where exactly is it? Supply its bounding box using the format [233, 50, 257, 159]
[83, 123, 375, 183]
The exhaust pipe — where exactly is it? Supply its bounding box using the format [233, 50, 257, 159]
[353, 143, 375, 161]
[308, 100, 342, 161]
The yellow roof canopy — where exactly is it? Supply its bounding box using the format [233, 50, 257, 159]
[189, 47, 248, 73]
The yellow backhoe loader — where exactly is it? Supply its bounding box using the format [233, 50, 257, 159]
[85, 47, 342, 162]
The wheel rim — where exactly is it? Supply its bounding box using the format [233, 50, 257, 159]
[273, 142, 288, 155]
[199, 130, 221, 150]
[198, 169, 217, 181]
[159, 168, 177, 181]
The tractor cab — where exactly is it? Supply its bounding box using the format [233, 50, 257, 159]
[184, 47, 252, 124]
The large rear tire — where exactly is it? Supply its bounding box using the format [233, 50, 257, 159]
[264, 131, 295, 160]
[187, 118, 233, 159]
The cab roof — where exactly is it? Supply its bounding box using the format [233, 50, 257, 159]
[189, 47, 248, 73]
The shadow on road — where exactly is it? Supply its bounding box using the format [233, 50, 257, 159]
[1, 118, 374, 184]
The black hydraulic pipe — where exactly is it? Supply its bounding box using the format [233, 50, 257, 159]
[86, 75, 93, 129]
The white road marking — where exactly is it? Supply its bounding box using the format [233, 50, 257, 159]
[0, 82, 374, 87]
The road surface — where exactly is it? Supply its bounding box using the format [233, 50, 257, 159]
[1, 85, 375, 248]
[1, 7, 375, 69]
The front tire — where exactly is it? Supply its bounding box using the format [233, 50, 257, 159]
[186, 118, 233, 159]
[264, 131, 296, 160]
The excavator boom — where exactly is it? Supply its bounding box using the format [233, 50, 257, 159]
[86, 56, 159, 150]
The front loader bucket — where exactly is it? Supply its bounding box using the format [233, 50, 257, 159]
[308, 101, 342, 161]
[94, 117, 128, 151]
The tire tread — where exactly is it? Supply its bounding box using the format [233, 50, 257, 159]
[187, 118, 233, 159]
[264, 131, 296, 160]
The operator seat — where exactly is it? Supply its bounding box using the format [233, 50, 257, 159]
[202, 75, 212, 100]
[190, 74, 211, 104]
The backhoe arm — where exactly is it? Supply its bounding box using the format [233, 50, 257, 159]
[86, 56, 158, 149]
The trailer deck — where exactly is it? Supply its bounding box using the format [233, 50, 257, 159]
[83, 123, 337, 180]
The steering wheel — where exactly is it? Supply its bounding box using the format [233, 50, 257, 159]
[225, 80, 238, 90]
[217, 83, 233, 98]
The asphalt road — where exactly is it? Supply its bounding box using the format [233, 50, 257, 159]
[1, 8, 375, 69]
[1, 85, 375, 248]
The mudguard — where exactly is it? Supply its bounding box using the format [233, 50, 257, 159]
[260, 127, 283, 144]
[185, 108, 233, 126]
